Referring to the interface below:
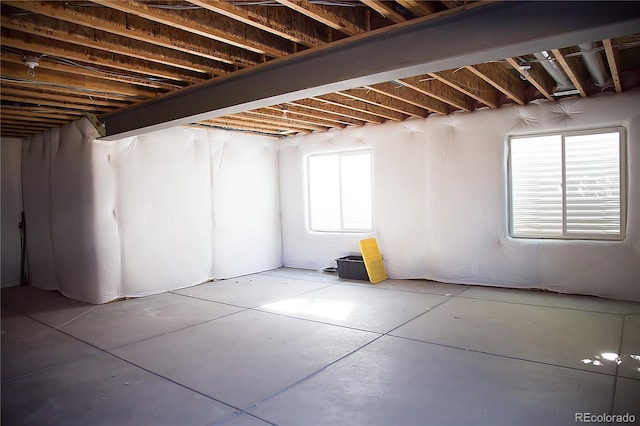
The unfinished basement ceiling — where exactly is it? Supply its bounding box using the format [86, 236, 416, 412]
[1, 1, 640, 139]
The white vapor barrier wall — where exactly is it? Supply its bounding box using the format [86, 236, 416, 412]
[280, 90, 640, 301]
[1, 138, 23, 287]
[22, 120, 280, 303]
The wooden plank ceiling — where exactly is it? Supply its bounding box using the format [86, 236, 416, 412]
[1, 1, 639, 139]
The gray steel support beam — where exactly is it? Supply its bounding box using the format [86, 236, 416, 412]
[100, 1, 640, 139]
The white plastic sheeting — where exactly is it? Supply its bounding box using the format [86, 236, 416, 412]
[279, 90, 640, 301]
[21, 121, 280, 303]
[1, 138, 23, 287]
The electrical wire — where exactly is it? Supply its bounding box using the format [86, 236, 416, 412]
[48, 56, 171, 83]
[1, 47, 181, 88]
[0, 76, 146, 100]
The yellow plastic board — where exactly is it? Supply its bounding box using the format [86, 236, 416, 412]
[359, 238, 387, 284]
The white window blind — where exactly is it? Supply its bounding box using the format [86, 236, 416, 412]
[509, 129, 624, 240]
[308, 151, 372, 232]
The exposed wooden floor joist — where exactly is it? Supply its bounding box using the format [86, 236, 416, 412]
[1, 1, 639, 139]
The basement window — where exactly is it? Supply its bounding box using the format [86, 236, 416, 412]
[307, 150, 373, 233]
[508, 128, 626, 240]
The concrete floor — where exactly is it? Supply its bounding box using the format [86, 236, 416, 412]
[1, 267, 639, 426]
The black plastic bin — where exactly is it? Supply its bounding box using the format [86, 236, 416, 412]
[335, 256, 369, 281]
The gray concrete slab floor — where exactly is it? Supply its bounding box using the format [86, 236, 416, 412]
[2, 267, 639, 425]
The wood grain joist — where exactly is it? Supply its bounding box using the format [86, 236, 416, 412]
[1, 113, 69, 125]
[1, 107, 81, 121]
[186, 0, 327, 47]
[506, 57, 555, 101]
[397, 75, 472, 111]
[353, 85, 430, 118]
[0, 81, 142, 103]
[286, 99, 373, 126]
[3, 1, 259, 67]
[551, 48, 587, 97]
[203, 116, 307, 134]
[275, 0, 367, 36]
[293, 98, 384, 124]
[603, 39, 622, 93]
[250, 107, 344, 130]
[0, 94, 112, 113]
[194, 121, 290, 136]
[1, 122, 45, 131]
[395, 0, 442, 16]
[0, 86, 132, 108]
[0, 60, 159, 98]
[267, 104, 362, 127]
[1, 119, 58, 129]
[465, 63, 526, 105]
[429, 69, 499, 108]
[0, 37, 184, 91]
[0, 13, 223, 77]
[0, 125, 46, 134]
[359, 0, 406, 23]
[234, 111, 328, 132]
[91, 0, 291, 58]
[370, 80, 451, 114]
[326, 91, 410, 121]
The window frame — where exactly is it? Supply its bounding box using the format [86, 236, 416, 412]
[306, 149, 373, 233]
[507, 126, 626, 241]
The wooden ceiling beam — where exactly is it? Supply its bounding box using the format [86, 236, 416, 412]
[551, 48, 587, 97]
[91, 0, 290, 58]
[275, 0, 366, 36]
[204, 116, 307, 134]
[185, 0, 325, 47]
[0, 94, 112, 113]
[1, 115, 67, 126]
[1, 108, 80, 121]
[397, 75, 472, 111]
[337, 83, 429, 120]
[506, 57, 555, 101]
[429, 69, 499, 108]
[0, 14, 222, 77]
[0, 60, 159, 98]
[603, 39, 622, 93]
[1, 123, 43, 131]
[4, 1, 255, 67]
[441, 1, 461, 9]
[294, 98, 383, 124]
[1, 118, 55, 128]
[364, 82, 446, 115]
[195, 121, 291, 137]
[465, 63, 526, 105]
[1, 129, 40, 137]
[1, 131, 39, 138]
[1, 53, 178, 92]
[237, 111, 328, 132]
[0, 86, 131, 108]
[360, 0, 406, 24]
[353, 86, 430, 117]
[328, 91, 411, 121]
[1, 112, 68, 123]
[395, 0, 442, 16]
[0, 35, 187, 89]
[0, 81, 141, 103]
[267, 104, 362, 127]
[252, 107, 344, 130]
[287, 99, 376, 125]
[3, 104, 84, 116]
[1, 126, 42, 134]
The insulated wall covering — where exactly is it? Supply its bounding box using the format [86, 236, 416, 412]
[279, 90, 640, 301]
[21, 120, 280, 303]
[1, 138, 23, 287]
